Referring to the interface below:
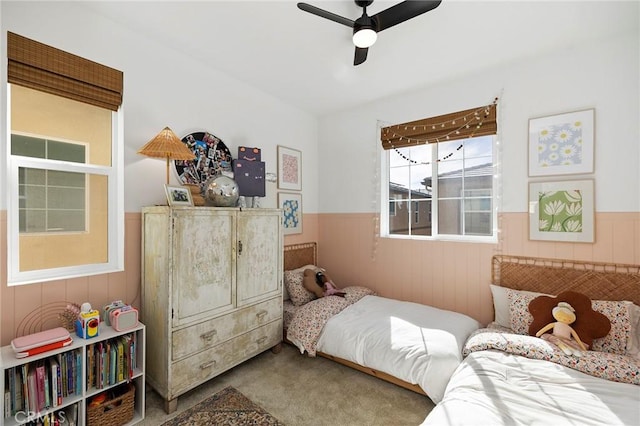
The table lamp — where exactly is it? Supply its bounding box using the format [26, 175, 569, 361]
[137, 127, 195, 184]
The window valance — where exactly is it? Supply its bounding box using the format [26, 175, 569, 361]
[381, 100, 498, 150]
[7, 31, 123, 111]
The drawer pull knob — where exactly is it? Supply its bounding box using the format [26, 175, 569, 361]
[256, 310, 268, 320]
[257, 336, 268, 345]
[200, 360, 217, 370]
[200, 330, 217, 342]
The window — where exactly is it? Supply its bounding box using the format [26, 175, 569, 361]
[13, 134, 87, 233]
[381, 102, 498, 240]
[7, 32, 124, 285]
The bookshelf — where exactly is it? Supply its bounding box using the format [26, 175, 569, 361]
[1, 322, 145, 426]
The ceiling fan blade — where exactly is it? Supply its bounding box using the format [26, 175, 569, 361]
[354, 47, 368, 66]
[373, 0, 442, 32]
[297, 2, 355, 28]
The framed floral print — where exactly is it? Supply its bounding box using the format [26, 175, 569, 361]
[278, 192, 302, 235]
[528, 109, 594, 176]
[529, 179, 594, 243]
[277, 145, 302, 191]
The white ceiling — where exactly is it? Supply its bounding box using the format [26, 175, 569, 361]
[81, 0, 638, 117]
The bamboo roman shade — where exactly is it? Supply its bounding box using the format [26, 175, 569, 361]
[381, 100, 498, 150]
[7, 31, 123, 111]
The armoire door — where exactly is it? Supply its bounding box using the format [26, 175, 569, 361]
[172, 209, 236, 327]
[236, 210, 282, 306]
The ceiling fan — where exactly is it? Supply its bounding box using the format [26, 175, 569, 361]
[297, 0, 442, 66]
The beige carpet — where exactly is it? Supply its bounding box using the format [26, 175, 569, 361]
[145, 343, 434, 425]
[160, 386, 283, 426]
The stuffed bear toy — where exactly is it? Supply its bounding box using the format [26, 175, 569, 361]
[528, 291, 611, 353]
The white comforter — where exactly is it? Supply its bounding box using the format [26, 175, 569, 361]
[422, 350, 640, 426]
[316, 295, 480, 403]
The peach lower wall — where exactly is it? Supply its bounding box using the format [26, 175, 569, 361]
[1, 210, 638, 345]
[316, 212, 640, 325]
[0, 211, 142, 346]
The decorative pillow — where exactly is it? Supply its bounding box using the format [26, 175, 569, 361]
[507, 288, 547, 334]
[627, 303, 640, 359]
[491, 285, 546, 329]
[505, 286, 637, 356]
[590, 300, 632, 355]
[284, 265, 323, 306]
[528, 291, 611, 349]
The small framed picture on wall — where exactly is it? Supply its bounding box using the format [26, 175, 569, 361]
[528, 109, 594, 177]
[528, 179, 594, 243]
[277, 145, 302, 191]
[278, 192, 302, 235]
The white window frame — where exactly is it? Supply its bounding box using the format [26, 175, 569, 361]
[6, 84, 125, 286]
[13, 132, 89, 234]
[381, 135, 498, 243]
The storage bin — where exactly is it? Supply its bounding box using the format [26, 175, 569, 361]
[86, 383, 135, 426]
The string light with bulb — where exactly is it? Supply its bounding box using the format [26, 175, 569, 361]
[381, 97, 499, 150]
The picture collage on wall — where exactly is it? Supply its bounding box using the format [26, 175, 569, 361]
[527, 109, 595, 243]
[277, 146, 302, 235]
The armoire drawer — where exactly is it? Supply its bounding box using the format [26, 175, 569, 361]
[170, 319, 282, 396]
[172, 296, 282, 360]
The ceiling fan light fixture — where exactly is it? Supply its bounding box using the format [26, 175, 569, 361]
[353, 27, 377, 48]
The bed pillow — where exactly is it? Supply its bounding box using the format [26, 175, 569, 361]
[489, 285, 546, 329]
[508, 289, 544, 335]
[507, 289, 633, 354]
[590, 300, 632, 355]
[500, 285, 638, 356]
[284, 264, 323, 306]
[627, 303, 640, 359]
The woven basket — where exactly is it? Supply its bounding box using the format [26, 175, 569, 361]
[87, 383, 135, 426]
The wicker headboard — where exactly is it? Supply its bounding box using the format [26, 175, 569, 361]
[284, 242, 317, 271]
[492, 255, 640, 305]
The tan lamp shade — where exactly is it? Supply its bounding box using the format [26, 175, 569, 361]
[137, 126, 195, 184]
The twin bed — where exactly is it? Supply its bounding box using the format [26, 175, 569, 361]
[283, 243, 640, 424]
[283, 242, 480, 402]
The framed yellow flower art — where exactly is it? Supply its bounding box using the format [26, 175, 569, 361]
[528, 109, 594, 177]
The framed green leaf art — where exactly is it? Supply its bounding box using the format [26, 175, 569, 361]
[529, 180, 594, 242]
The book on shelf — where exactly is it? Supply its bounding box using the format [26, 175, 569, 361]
[65, 402, 78, 426]
[48, 357, 62, 408]
[27, 365, 37, 413]
[87, 343, 94, 389]
[109, 343, 117, 385]
[65, 351, 74, 396]
[7, 367, 15, 415]
[75, 350, 82, 396]
[117, 338, 125, 382]
[21, 364, 29, 414]
[36, 361, 46, 412]
[15, 368, 23, 414]
[43, 360, 51, 410]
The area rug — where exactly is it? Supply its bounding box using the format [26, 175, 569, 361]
[161, 386, 284, 426]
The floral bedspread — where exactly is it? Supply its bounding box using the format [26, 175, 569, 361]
[464, 324, 640, 385]
[286, 286, 376, 356]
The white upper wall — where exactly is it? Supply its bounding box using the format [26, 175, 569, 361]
[2, 2, 638, 216]
[0, 1, 319, 212]
[318, 30, 640, 214]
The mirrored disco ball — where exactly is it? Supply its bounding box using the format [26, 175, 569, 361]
[203, 175, 239, 207]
